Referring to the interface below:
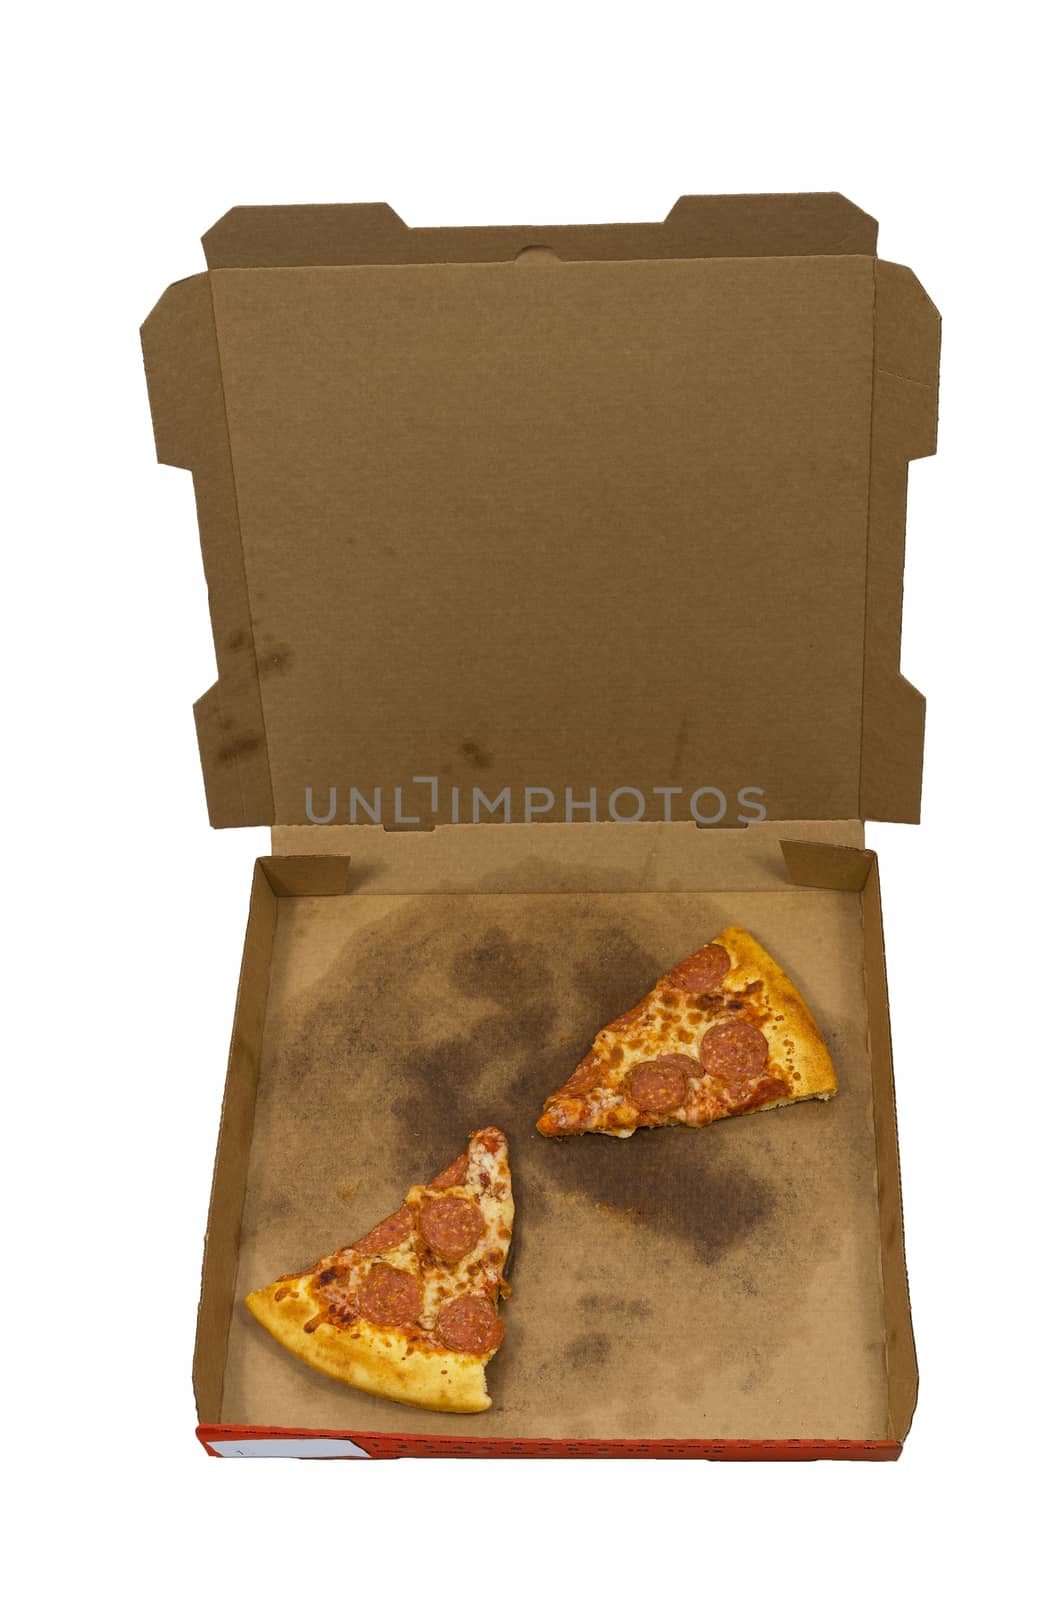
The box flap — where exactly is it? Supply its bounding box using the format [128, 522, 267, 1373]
[142, 196, 938, 829]
[201, 192, 878, 268]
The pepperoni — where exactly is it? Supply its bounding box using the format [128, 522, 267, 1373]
[427, 1154, 469, 1191]
[418, 1194, 485, 1262]
[670, 943, 731, 993]
[655, 1050, 703, 1079]
[357, 1263, 422, 1326]
[699, 1019, 769, 1081]
[435, 1295, 505, 1355]
[628, 1058, 689, 1113]
[352, 1205, 414, 1255]
[562, 1053, 604, 1094]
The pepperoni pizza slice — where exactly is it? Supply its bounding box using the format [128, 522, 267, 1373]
[537, 927, 836, 1138]
[246, 1127, 513, 1413]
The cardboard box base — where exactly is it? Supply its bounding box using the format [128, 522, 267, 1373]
[194, 823, 915, 1460]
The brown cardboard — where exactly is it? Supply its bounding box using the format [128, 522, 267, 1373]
[143, 197, 935, 1457]
[200, 193, 879, 268]
[196, 822, 913, 1444]
[141, 196, 938, 830]
[270, 817, 866, 893]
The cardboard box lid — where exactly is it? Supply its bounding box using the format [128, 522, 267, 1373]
[141, 194, 939, 830]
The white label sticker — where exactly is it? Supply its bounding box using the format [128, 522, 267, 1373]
[210, 1437, 371, 1459]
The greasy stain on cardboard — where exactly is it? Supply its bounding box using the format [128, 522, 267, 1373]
[225, 889, 888, 1438]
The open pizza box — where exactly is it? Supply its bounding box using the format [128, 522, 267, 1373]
[141, 194, 939, 1461]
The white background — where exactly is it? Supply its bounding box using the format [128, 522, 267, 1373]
[6, 2, 1060, 1594]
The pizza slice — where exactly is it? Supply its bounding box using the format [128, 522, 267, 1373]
[246, 1127, 513, 1414]
[537, 927, 836, 1138]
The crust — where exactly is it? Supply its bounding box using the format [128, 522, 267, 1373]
[713, 926, 837, 1101]
[246, 1280, 491, 1414]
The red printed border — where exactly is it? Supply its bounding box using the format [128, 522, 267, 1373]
[198, 1425, 901, 1461]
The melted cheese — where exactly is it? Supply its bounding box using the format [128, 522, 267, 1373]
[313, 1128, 513, 1342]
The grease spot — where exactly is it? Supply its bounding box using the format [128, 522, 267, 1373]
[217, 733, 261, 762]
[258, 643, 294, 677]
[571, 928, 659, 1024]
[450, 927, 552, 1010]
[577, 1292, 652, 1319]
[563, 1332, 613, 1368]
[544, 1128, 774, 1266]
[460, 739, 494, 770]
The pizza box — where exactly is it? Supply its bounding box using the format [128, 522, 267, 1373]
[140, 194, 939, 1460]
